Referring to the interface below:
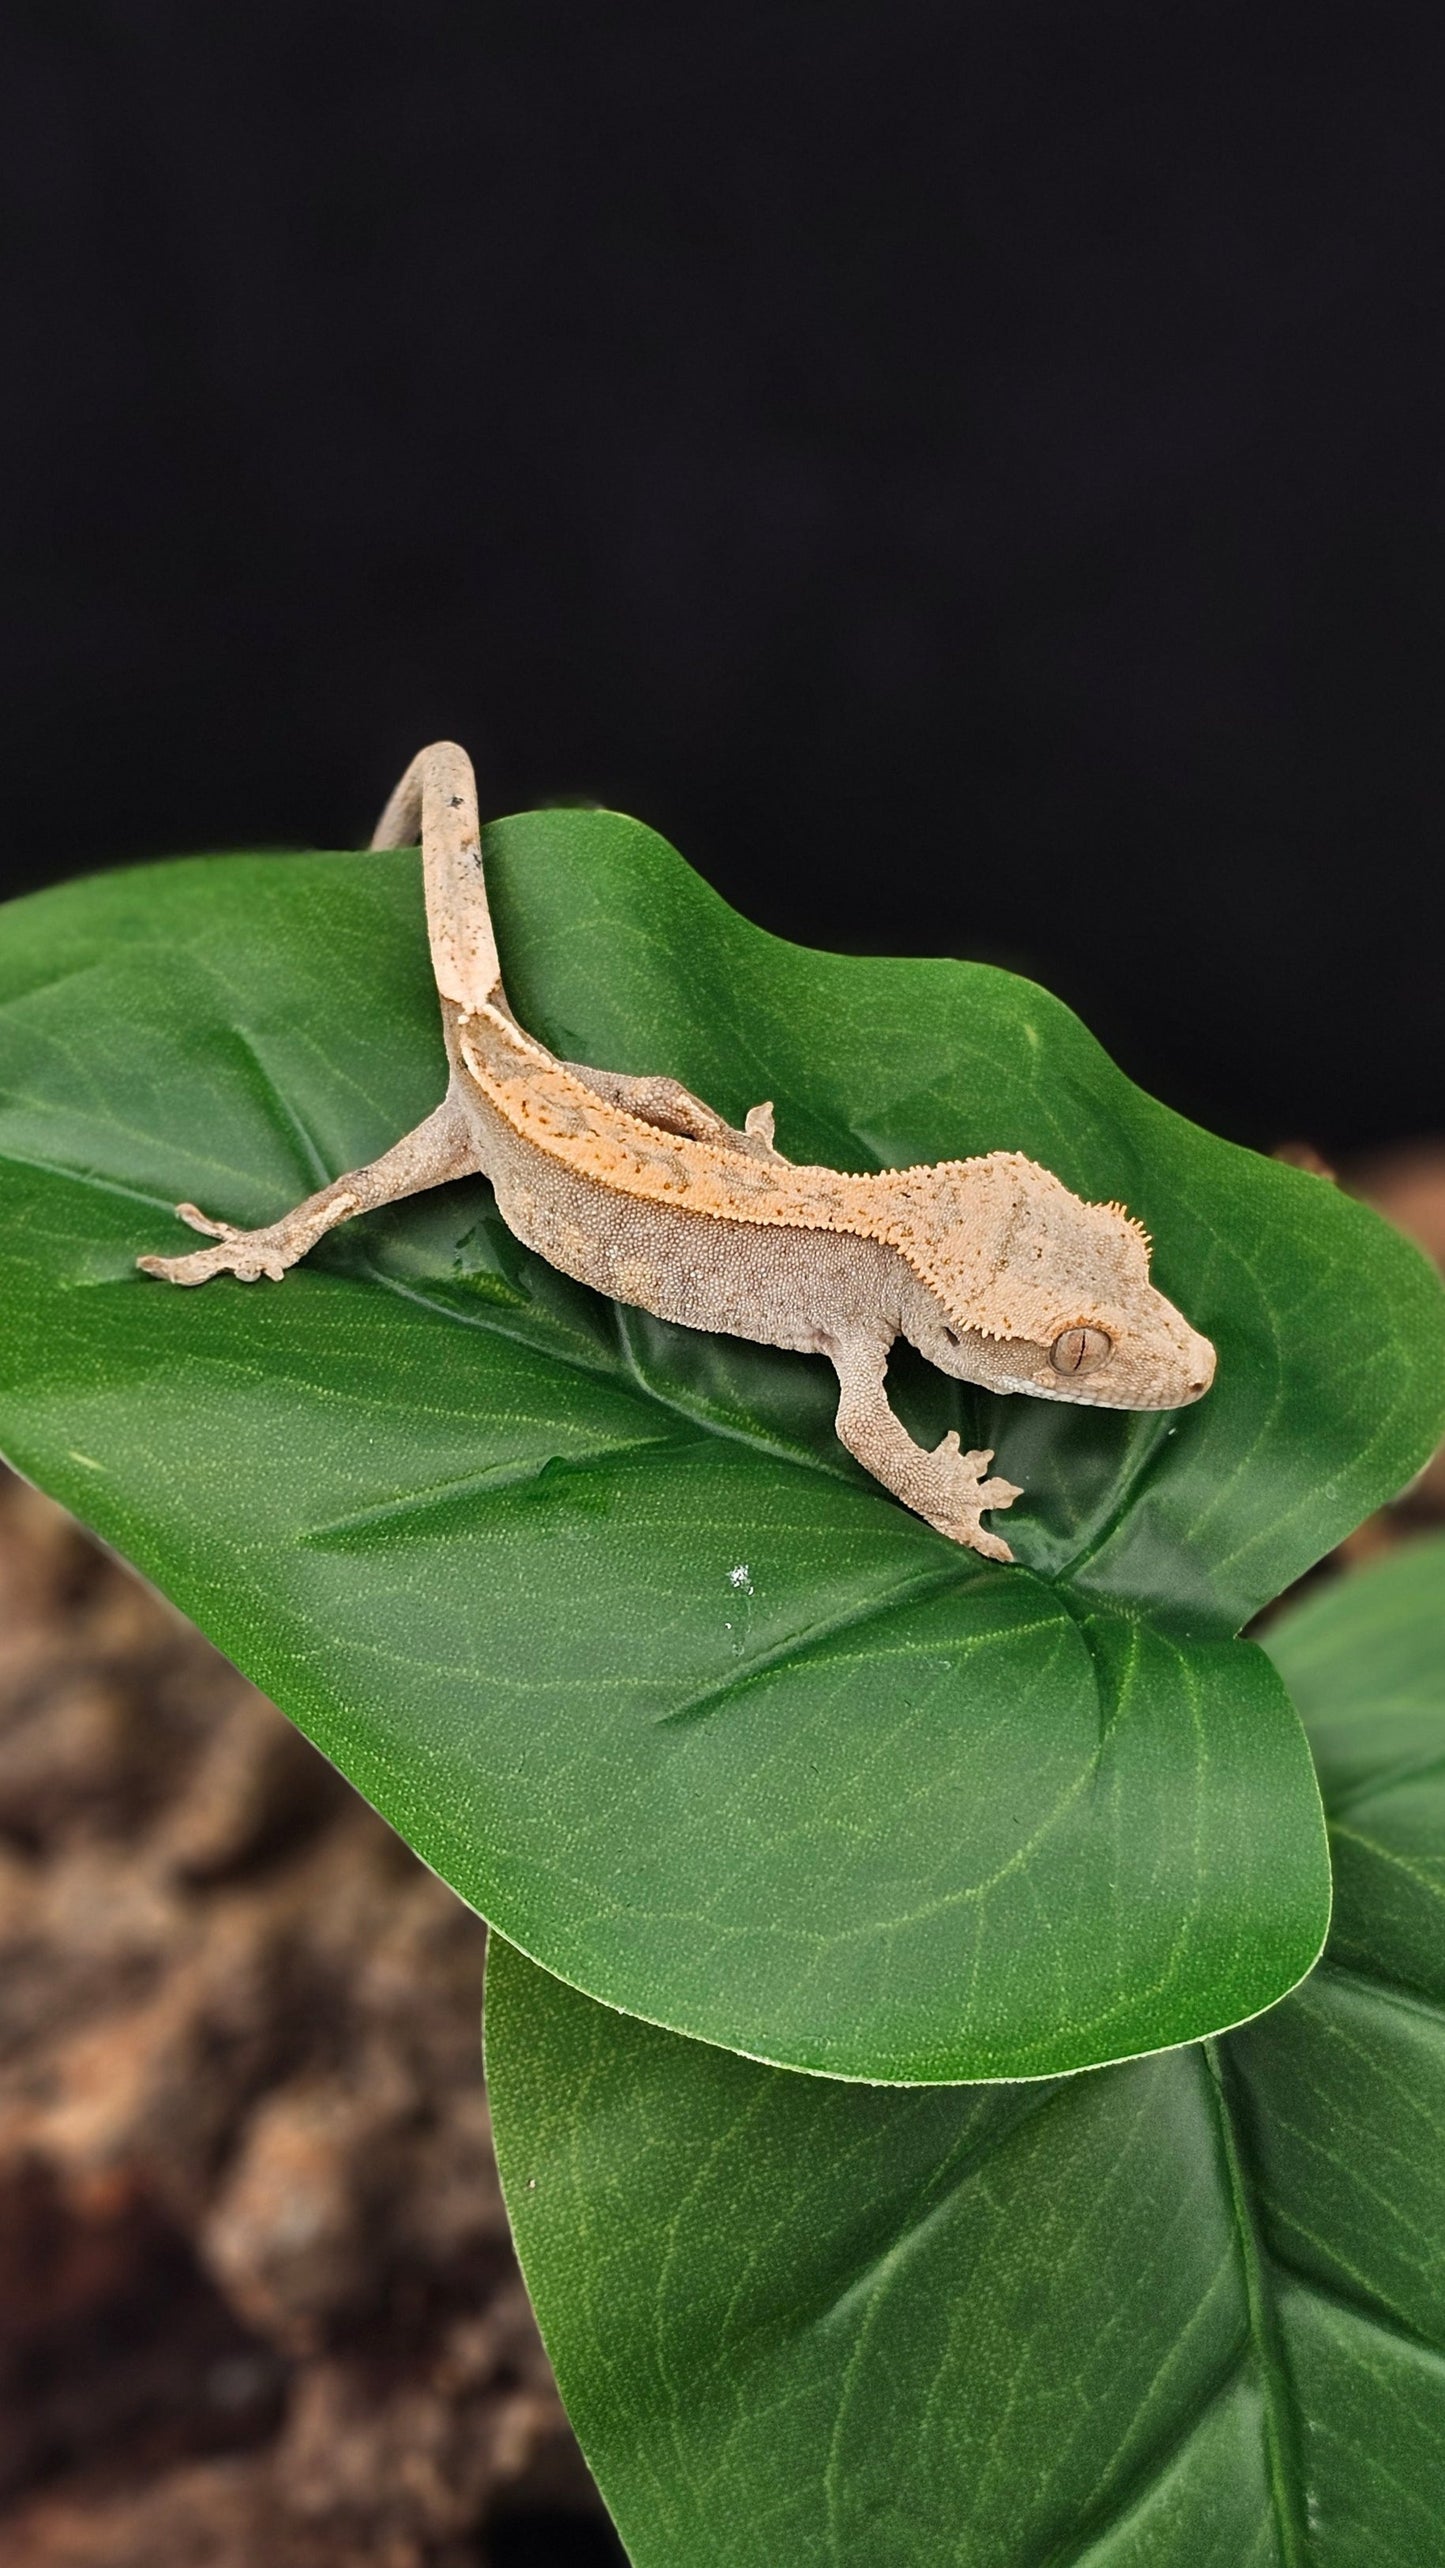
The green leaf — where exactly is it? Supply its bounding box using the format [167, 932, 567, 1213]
[487, 1532, 1445, 2568]
[0, 819, 1438, 2078]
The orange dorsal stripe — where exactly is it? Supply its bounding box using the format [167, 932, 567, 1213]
[457, 1005, 967, 1247]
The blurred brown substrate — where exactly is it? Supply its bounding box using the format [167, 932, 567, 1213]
[0, 1481, 608, 2567]
[1314, 1139, 1445, 1543]
[0, 1143, 1440, 2563]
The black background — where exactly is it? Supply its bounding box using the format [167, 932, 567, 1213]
[2, 0, 1443, 1151]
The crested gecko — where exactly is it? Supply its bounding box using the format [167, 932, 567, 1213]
[139, 742, 1216, 1559]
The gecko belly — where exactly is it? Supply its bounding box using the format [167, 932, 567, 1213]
[478, 1106, 900, 1355]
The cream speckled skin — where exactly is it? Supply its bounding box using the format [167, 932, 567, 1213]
[140, 743, 1215, 1558]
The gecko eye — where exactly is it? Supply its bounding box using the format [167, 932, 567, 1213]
[1051, 1325, 1112, 1375]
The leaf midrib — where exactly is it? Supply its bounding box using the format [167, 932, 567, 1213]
[1205, 2040, 1308, 2568]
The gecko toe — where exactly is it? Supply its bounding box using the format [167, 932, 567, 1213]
[138, 1250, 212, 1284]
[139, 1239, 267, 1285]
[175, 1202, 228, 1238]
[972, 1527, 1015, 1563]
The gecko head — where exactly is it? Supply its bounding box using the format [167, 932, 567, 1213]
[895, 1154, 1216, 1413]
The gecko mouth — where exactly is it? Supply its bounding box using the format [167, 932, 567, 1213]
[1017, 1350, 1215, 1409]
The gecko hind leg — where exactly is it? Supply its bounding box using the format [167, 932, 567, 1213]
[560, 1065, 786, 1161]
[138, 1093, 482, 1285]
[829, 1335, 1022, 1560]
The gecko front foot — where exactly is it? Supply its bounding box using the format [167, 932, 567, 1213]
[927, 1435, 1023, 1562]
[138, 1203, 312, 1285]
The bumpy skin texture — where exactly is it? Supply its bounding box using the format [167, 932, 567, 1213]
[139, 743, 1215, 1558]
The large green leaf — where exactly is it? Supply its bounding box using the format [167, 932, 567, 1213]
[0, 821, 1438, 2078]
[487, 1533, 1445, 2567]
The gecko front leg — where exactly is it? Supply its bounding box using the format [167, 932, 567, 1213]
[138, 1095, 481, 1285]
[827, 1335, 1022, 1560]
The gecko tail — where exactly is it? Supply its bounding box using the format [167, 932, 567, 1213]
[370, 740, 503, 1015]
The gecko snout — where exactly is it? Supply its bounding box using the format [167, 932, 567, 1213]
[1180, 1327, 1216, 1402]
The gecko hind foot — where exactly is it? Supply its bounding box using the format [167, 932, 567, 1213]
[138, 1204, 305, 1286]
